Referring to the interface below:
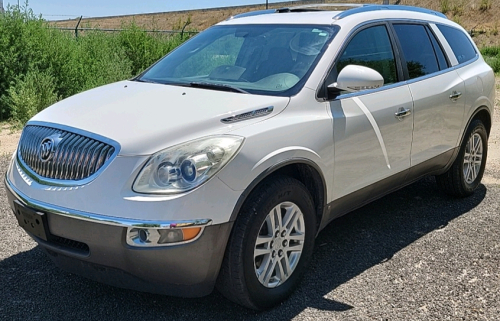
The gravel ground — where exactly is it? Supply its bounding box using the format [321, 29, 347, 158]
[1, 78, 499, 320]
[1, 154, 499, 320]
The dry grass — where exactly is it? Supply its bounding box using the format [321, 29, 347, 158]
[49, 0, 500, 46]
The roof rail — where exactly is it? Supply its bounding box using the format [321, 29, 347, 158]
[228, 3, 447, 22]
[228, 4, 367, 20]
[333, 4, 448, 20]
[276, 3, 367, 12]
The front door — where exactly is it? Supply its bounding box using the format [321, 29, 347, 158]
[328, 24, 414, 202]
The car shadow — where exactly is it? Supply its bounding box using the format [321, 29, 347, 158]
[0, 177, 487, 320]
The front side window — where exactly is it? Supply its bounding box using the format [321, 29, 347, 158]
[139, 25, 338, 96]
[393, 24, 440, 79]
[437, 24, 477, 64]
[337, 25, 397, 85]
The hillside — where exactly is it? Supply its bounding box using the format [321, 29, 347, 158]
[50, 0, 500, 47]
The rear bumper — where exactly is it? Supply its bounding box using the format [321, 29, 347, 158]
[5, 176, 233, 297]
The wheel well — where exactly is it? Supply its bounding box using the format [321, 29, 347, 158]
[472, 109, 492, 136]
[266, 163, 325, 231]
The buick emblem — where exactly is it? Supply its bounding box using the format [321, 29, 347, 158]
[38, 134, 61, 162]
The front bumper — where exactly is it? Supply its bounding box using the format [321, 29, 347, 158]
[5, 176, 233, 297]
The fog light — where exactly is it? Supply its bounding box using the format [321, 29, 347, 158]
[138, 229, 149, 243]
[127, 226, 203, 247]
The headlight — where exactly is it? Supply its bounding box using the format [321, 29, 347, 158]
[133, 135, 244, 194]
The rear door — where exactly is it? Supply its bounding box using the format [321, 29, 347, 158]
[391, 23, 466, 168]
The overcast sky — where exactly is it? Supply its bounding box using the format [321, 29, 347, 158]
[3, 1, 291, 19]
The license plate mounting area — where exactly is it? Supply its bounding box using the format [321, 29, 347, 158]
[13, 200, 50, 241]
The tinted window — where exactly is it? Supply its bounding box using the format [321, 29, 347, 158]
[428, 28, 449, 70]
[337, 25, 397, 85]
[437, 24, 477, 64]
[393, 24, 439, 79]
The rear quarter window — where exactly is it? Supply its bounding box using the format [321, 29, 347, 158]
[437, 25, 477, 64]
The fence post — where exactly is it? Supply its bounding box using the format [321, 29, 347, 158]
[181, 19, 191, 39]
[75, 16, 83, 38]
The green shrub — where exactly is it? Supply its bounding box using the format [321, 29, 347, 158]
[118, 23, 183, 76]
[440, 0, 450, 14]
[2, 70, 59, 124]
[0, 4, 192, 122]
[484, 56, 500, 73]
[481, 46, 500, 73]
[481, 46, 500, 57]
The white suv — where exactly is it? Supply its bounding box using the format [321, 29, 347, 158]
[5, 3, 495, 310]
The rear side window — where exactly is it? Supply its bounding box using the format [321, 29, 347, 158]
[393, 24, 439, 79]
[437, 24, 477, 64]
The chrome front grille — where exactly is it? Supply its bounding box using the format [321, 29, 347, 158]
[18, 125, 118, 183]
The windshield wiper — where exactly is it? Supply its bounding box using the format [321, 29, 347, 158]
[189, 82, 248, 94]
[133, 78, 163, 84]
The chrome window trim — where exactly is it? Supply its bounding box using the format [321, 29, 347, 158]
[331, 81, 408, 101]
[17, 121, 121, 187]
[5, 175, 212, 229]
[329, 54, 479, 101]
[403, 54, 479, 86]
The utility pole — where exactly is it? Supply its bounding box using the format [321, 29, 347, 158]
[266, 0, 268, 9]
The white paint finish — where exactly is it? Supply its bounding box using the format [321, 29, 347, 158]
[218, 88, 335, 198]
[352, 96, 391, 169]
[335, 65, 384, 92]
[409, 70, 465, 166]
[9, 7, 495, 231]
[31, 81, 290, 156]
[8, 155, 242, 224]
[331, 85, 413, 199]
[454, 59, 496, 136]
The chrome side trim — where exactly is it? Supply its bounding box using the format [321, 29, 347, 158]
[221, 106, 274, 123]
[5, 175, 212, 229]
[327, 55, 480, 102]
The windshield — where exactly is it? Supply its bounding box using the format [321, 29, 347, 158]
[138, 24, 338, 96]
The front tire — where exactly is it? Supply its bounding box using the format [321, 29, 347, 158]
[436, 119, 488, 197]
[216, 176, 316, 310]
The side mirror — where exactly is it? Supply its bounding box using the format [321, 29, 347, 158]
[328, 65, 384, 93]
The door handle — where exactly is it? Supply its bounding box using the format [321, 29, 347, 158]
[395, 107, 411, 121]
[449, 91, 462, 100]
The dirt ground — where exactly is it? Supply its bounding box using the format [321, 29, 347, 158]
[0, 124, 20, 157]
[1, 78, 499, 182]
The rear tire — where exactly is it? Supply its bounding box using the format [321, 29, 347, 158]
[436, 119, 488, 197]
[216, 176, 316, 310]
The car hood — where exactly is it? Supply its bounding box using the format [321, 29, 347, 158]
[30, 80, 290, 155]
